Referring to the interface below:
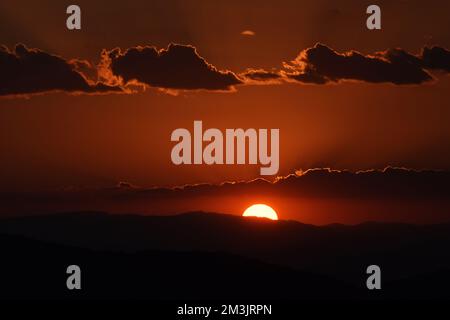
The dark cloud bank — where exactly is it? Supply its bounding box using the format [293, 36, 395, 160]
[103, 44, 243, 91]
[283, 44, 450, 85]
[1, 43, 449, 97]
[128, 167, 450, 200]
[0, 44, 121, 97]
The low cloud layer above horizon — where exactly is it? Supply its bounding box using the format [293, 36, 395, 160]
[1, 42, 449, 97]
[1, 167, 450, 225]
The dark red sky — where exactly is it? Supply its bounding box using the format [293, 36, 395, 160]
[0, 0, 450, 192]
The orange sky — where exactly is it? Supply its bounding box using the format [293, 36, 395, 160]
[1, 0, 450, 192]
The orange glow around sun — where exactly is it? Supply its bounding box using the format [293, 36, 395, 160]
[243, 204, 279, 220]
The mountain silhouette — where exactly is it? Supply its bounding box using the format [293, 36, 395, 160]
[1, 212, 449, 299]
[0, 233, 360, 300]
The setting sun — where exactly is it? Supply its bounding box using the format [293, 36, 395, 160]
[243, 204, 279, 220]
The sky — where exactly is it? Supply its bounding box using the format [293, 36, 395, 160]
[0, 0, 449, 206]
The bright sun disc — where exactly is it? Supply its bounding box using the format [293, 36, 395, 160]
[243, 204, 279, 220]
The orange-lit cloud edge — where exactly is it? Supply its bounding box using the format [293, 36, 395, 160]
[115, 166, 443, 191]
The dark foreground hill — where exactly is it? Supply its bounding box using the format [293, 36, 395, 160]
[1, 212, 450, 299]
[0, 234, 361, 300]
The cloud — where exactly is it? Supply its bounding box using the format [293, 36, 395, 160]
[241, 30, 256, 36]
[285, 69, 328, 84]
[70, 58, 98, 82]
[422, 46, 450, 72]
[103, 43, 243, 91]
[284, 43, 433, 85]
[0, 44, 122, 97]
[244, 44, 449, 87]
[272, 167, 450, 199]
[157, 166, 450, 200]
[116, 181, 139, 189]
[240, 69, 283, 84]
